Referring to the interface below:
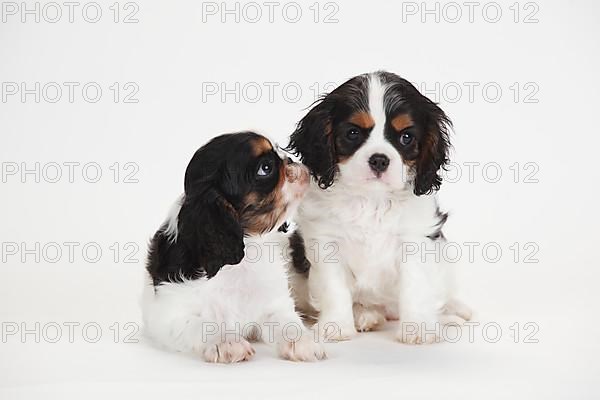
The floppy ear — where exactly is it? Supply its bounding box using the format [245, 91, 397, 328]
[178, 190, 245, 278]
[413, 100, 452, 196]
[179, 142, 245, 277]
[286, 102, 337, 189]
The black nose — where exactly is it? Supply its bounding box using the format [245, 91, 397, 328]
[368, 154, 390, 173]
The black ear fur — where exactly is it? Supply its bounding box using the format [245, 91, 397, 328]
[286, 102, 337, 189]
[178, 190, 244, 278]
[413, 99, 452, 196]
[178, 138, 246, 277]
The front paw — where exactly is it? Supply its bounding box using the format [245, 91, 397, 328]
[353, 304, 386, 332]
[203, 339, 255, 363]
[443, 298, 473, 322]
[318, 318, 357, 342]
[278, 334, 327, 362]
[396, 319, 441, 345]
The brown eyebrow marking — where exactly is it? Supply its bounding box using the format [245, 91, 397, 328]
[252, 137, 273, 156]
[349, 111, 375, 129]
[391, 114, 414, 132]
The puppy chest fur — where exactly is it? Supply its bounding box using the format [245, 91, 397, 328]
[294, 182, 442, 308]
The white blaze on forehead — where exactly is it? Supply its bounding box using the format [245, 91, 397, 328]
[336, 74, 410, 190]
[367, 74, 388, 136]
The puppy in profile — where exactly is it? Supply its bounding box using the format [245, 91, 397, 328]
[287, 71, 472, 344]
[142, 132, 326, 363]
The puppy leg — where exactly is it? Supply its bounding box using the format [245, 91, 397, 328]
[276, 327, 327, 362]
[144, 311, 254, 363]
[148, 313, 256, 363]
[444, 298, 473, 321]
[260, 306, 326, 362]
[288, 269, 319, 322]
[353, 303, 386, 332]
[202, 337, 255, 363]
[309, 260, 357, 341]
[142, 287, 255, 363]
[384, 304, 400, 321]
[396, 238, 447, 345]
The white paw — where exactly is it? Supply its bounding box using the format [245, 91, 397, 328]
[396, 320, 441, 345]
[443, 299, 473, 321]
[202, 339, 255, 363]
[353, 304, 386, 332]
[278, 335, 327, 362]
[318, 319, 357, 342]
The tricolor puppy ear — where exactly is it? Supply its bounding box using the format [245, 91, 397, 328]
[286, 101, 336, 189]
[178, 191, 244, 277]
[179, 142, 245, 277]
[413, 98, 452, 196]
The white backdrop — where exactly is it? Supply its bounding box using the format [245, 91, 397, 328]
[1, 0, 599, 398]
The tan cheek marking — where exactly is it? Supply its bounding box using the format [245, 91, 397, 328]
[252, 137, 273, 156]
[245, 192, 258, 204]
[391, 114, 414, 132]
[241, 163, 288, 235]
[349, 111, 375, 129]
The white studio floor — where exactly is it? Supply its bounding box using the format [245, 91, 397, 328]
[1, 258, 598, 399]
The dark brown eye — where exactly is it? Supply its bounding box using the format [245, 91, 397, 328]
[257, 159, 274, 177]
[399, 132, 414, 146]
[346, 128, 360, 141]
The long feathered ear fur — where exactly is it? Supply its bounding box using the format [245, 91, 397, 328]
[178, 139, 245, 277]
[145, 190, 244, 284]
[177, 190, 244, 278]
[413, 98, 452, 196]
[286, 101, 337, 189]
[146, 135, 249, 285]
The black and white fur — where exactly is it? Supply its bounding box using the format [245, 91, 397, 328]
[142, 132, 326, 362]
[286, 72, 472, 344]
